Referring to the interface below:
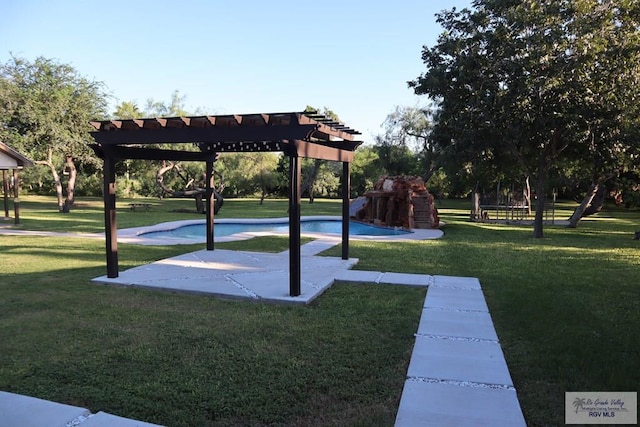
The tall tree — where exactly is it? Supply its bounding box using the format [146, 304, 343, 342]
[0, 56, 108, 212]
[111, 92, 220, 206]
[375, 106, 436, 182]
[350, 146, 384, 197]
[564, 0, 640, 226]
[217, 153, 279, 202]
[144, 90, 191, 117]
[411, 0, 640, 237]
[112, 101, 141, 120]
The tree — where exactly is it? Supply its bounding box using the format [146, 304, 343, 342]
[155, 161, 224, 214]
[372, 135, 422, 177]
[112, 101, 141, 120]
[410, 0, 640, 237]
[375, 106, 437, 182]
[350, 146, 384, 197]
[564, 1, 640, 226]
[217, 153, 279, 202]
[111, 91, 225, 209]
[0, 55, 108, 212]
[144, 90, 191, 117]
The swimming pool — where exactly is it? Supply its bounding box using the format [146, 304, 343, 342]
[142, 218, 411, 240]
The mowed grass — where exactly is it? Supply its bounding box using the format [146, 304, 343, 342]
[1, 195, 639, 426]
[1, 197, 422, 426]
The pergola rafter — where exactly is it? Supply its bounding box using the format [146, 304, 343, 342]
[89, 110, 363, 297]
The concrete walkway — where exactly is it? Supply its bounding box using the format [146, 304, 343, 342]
[337, 271, 527, 426]
[1, 223, 526, 426]
[0, 391, 162, 427]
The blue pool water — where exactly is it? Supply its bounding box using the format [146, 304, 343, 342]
[142, 219, 411, 240]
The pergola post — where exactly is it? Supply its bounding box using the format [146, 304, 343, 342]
[103, 153, 118, 278]
[341, 161, 350, 260]
[3, 170, 9, 219]
[12, 169, 20, 224]
[289, 154, 301, 297]
[206, 160, 214, 251]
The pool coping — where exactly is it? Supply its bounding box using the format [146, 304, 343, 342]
[117, 215, 444, 245]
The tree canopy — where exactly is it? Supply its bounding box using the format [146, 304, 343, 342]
[410, 0, 640, 236]
[0, 55, 109, 211]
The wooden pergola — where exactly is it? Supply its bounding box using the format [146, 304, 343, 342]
[0, 142, 34, 224]
[89, 111, 363, 297]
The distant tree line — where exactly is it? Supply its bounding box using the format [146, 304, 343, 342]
[2, 0, 639, 233]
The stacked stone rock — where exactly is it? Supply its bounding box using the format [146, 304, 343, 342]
[355, 175, 440, 229]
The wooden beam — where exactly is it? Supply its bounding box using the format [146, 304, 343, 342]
[292, 140, 354, 162]
[90, 125, 316, 146]
[296, 113, 359, 141]
[206, 140, 284, 153]
[91, 145, 218, 162]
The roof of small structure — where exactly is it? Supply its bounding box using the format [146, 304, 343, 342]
[89, 110, 363, 162]
[0, 142, 34, 169]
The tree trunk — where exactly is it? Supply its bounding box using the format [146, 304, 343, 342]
[194, 193, 205, 214]
[61, 156, 76, 213]
[568, 182, 598, 227]
[524, 176, 532, 215]
[301, 159, 322, 203]
[213, 190, 223, 214]
[533, 155, 547, 238]
[156, 162, 224, 214]
[36, 148, 64, 212]
[583, 185, 606, 216]
[567, 181, 606, 228]
[422, 157, 436, 184]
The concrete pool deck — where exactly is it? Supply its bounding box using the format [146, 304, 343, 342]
[91, 217, 444, 304]
[1, 222, 526, 426]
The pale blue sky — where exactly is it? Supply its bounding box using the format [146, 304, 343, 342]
[1, 0, 471, 141]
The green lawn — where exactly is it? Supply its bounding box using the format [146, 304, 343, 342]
[1, 195, 639, 426]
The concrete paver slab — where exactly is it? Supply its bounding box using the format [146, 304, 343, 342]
[378, 272, 432, 287]
[424, 286, 489, 312]
[395, 380, 526, 427]
[138, 275, 256, 299]
[79, 411, 164, 427]
[299, 238, 342, 256]
[0, 391, 90, 427]
[407, 336, 514, 386]
[172, 250, 282, 271]
[433, 275, 481, 289]
[417, 308, 499, 341]
[231, 271, 328, 304]
[333, 270, 383, 283]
